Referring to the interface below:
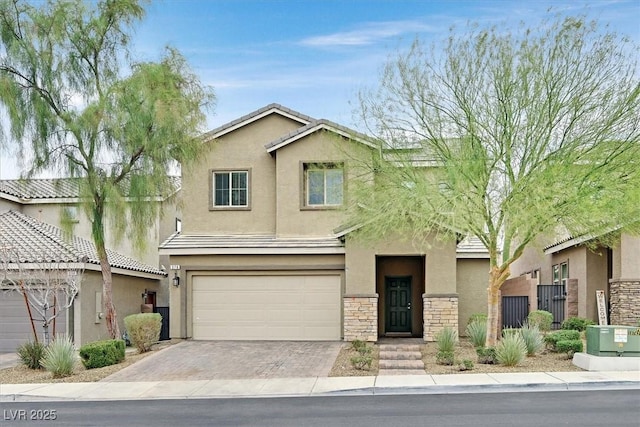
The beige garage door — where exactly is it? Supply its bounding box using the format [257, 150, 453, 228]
[0, 292, 67, 353]
[192, 275, 341, 340]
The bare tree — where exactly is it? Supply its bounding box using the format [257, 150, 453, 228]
[0, 245, 83, 345]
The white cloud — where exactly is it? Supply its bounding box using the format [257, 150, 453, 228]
[299, 20, 437, 47]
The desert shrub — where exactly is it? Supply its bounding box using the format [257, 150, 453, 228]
[124, 313, 162, 353]
[465, 319, 487, 348]
[556, 339, 583, 358]
[544, 330, 581, 351]
[466, 313, 487, 326]
[495, 334, 527, 367]
[79, 339, 125, 369]
[561, 317, 595, 332]
[476, 346, 497, 364]
[436, 326, 457, 353]
[436, 350, 455, 366]
[41, 335, 77, 378]
[519, 322, 544, 356]
[350, 354, 373, 370]
[527, 310, 554, 332]
[351, 340, 369, 352]
[502, 328, 520, 338]
[17, 341, 45, 370]
[458, 359, 474, 371]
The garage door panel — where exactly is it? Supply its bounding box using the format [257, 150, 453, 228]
[191, 275, 340, 341]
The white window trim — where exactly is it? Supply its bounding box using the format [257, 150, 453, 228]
[210, 169, 251, 210]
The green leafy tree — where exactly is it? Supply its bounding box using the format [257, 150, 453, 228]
[0, 0, 215, 339]
[352, 16, 640, 346]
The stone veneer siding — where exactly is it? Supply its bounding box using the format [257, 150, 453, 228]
[609, 280, 640, 326]
[423, 294, 459, 342]
[343, 294, 378, 342]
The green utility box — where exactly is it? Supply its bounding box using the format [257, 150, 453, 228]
[586, 325, 640, 357]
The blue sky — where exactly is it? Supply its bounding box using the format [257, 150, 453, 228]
[1, 0, 639, 178]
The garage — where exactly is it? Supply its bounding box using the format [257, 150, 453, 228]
[191, 274, 341, 340]
[0, 292, 67, 353]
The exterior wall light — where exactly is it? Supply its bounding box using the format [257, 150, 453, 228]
[172, 271, 180, 287]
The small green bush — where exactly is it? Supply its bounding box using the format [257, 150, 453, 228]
[17, 341, 45, 370]
[436, 350, 455, 366]
[41, 335, 77, 378]
[519, 322, 544, 356]
[495, 334, 527, 367]
[459, 359, 474, 371]
[465, 319, 487, 348]
[79, 339, 125, 369]
[124, 313, 162, 353]
[436, 326, 457, 353]
[556, 339, 583, 358]
[467, 313, 487, 326]
[350, 355, 373, 370]
[476, 346, 497, 364]
[527, 310, 554, 332]
[545, 329, 581, 351]
[561, 317, 595, 332]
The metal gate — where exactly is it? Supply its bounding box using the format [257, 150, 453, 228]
[502, 296, 529, 328]
[154, 306, 170, 341]
[537, 285, 566, 329]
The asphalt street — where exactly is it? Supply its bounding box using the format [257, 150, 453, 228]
[2, 389, 639, 426]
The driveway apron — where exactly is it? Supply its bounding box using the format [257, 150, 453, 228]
[101, 341, 343, 382]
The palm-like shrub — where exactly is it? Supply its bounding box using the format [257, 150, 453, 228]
[519, 322, 544, 356]
[435, 326, 457, 366]
[17, 341, 45, 370]
[41, 335, 77, 378]
[465, 319, 487, 348]
[495, 334, 527, 367]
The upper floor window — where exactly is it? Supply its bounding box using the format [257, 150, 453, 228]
[62, 205, 79, 224]
[211, 170, 249, 209]
[304, 163, 343, 207]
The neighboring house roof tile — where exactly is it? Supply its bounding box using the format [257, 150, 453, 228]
[456, 236, 490, 259]
[264, 119, 378, 153]
[159, 233, 345, 255]
[0, 210, 165, 276]
[202, 103, 314, 141]
[0, 177, 181, 201]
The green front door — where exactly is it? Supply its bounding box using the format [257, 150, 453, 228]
[385, 276, 412, 333]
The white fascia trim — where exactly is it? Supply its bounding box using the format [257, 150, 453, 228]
[3, 196, 164, 205]
[266, 123, 376, 154]
[456, 253, 491, 259]
[159, 246, 346, 256]
[207, 108, 311, 141]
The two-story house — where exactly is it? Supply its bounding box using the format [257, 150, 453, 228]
[160, 104, 490, 342]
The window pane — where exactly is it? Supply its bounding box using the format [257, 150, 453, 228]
[231, 172, 248, 206]
[560, 263, 568, 279]
[307, 170, 325, 205]
[214, 173, 229, 206]
[325, 169, 343, 205]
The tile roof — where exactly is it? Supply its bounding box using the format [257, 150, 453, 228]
[0, 176, 181, 200]
[0, 210, 165, 276]
[264, 119, 378, 153]
[456, 236, 490, 258]
[201, 103, 314, 141]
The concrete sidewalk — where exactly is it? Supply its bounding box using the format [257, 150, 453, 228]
[2, 370, 639, 402]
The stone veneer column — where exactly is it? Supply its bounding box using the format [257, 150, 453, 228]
[423, 294, 459, 342]
[609, 280, 640, 326]
[343, 294, 378, 342]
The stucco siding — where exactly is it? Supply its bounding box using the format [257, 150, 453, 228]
[183, 115, 304, 235]
[457, 258, 490, 336]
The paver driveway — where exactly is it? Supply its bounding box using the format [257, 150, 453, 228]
[102, 340, 343, 382]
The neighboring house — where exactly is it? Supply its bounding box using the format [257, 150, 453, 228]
[160, 103, 490, 342]
[0, 210, 165, 352]
[0, 177, 181, 307]
[506, 231, 640, 327]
